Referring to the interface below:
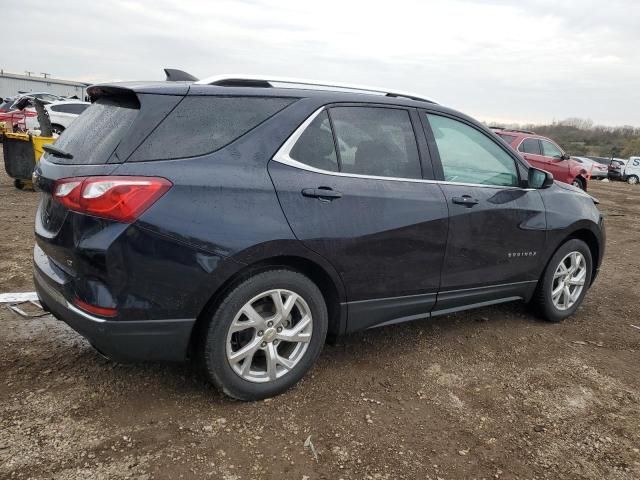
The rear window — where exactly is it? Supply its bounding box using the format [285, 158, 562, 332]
[330, 106, 422, 179]
[47, 97, 138, 165]
[519, 138, 542, 155]
[129, 96, 295, 161]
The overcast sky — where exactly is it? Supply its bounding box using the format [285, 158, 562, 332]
[3, 0, 639, 125]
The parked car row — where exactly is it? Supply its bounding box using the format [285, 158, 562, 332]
[492, 128, 589, 190]
[491, 128, 640, 188]
[0, 92, 89, 133]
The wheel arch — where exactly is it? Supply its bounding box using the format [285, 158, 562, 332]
[573, 174, 587, 191]
[543, 227, 601, 287]
[567, 229, 600, 284]
[189, 254, 346, 356]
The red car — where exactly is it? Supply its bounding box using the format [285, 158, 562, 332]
[492, 128, 589, 190]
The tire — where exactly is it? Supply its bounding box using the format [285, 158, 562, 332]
[13, 179, 24, 190]
[571, 177, 585, 190]
[201, 269, 328, 401]
[532, 239, 592, 322]
[627, 175, 639, 185]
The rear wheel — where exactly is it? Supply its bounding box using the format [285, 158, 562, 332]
[51, 124, 65, 135]
[532, 239, 592, 322]
[627, 175, 639, 185]
[202, 269, 328, 400]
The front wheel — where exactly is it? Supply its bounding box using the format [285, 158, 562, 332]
[571, 177, 585, 190]
[532, 239, 592, 322]
[201, 269, 328, 401]
[627, 175, 639, 185]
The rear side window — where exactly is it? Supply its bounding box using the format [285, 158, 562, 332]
[289, 111, 338, 172]
[330, 107, 421, 179]
[519, 138, 542, 155]
[496, 133, 517, 145]
[47, 97, 138, 165]
[131, 96, 295, 161]
[427, 114, 519, 187]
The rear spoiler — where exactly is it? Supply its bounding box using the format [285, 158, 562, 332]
[86, 85, 140, 107]
[164, 68, 199, 82]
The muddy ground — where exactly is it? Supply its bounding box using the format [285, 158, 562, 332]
[1, 163, 639, 480]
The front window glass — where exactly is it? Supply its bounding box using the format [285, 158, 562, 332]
[427, 114, 519, 187]
[541, 140, 563, 158]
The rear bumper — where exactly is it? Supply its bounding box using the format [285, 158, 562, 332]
[34, 253, 195, 362]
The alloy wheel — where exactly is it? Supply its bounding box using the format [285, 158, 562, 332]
[551, 251, 587, 311]
[225, 289, 313, 383]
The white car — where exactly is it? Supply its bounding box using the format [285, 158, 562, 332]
[571, 156, 609, 180]
[624, 157, 640, 185]
[25, 100, 90, 134]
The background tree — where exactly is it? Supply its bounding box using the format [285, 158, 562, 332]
[622, 138, 640, 158]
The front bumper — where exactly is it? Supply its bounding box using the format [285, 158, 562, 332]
[34, 251, 195, 363]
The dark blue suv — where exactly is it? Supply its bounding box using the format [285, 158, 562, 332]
[33, 75, 605, 400]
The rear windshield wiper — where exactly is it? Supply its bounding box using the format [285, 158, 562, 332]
[42, 144, 74, 159]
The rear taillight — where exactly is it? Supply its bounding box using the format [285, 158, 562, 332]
[53, 176, 172, 223]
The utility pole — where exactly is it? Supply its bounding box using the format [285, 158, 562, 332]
[41, 72, 51, 78]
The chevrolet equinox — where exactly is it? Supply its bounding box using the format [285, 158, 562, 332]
[33, 75, 605, 400]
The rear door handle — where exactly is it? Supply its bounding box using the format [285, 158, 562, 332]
[301, 187, 342, 200]
[452, 195, 479, 207]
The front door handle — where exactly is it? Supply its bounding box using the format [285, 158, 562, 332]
[452, 195, 479, 207]
[301, 187, 342, 200]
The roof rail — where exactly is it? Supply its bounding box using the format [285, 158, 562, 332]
[490, 126, 536, 135]
[194, 74, 437, 104]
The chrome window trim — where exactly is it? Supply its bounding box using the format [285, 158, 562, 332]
[272, 107, 532, 191]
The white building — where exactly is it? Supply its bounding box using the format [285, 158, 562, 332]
[0, 71, 89, 101]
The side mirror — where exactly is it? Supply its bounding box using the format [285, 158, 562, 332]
[529, 168, 554, 189]
[561, 153, 571, 161]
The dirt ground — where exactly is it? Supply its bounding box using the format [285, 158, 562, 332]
[1, 162, 639, 480]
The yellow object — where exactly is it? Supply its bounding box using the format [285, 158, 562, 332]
[1, 132, 55, 189]
[31, 135, 56, 162]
